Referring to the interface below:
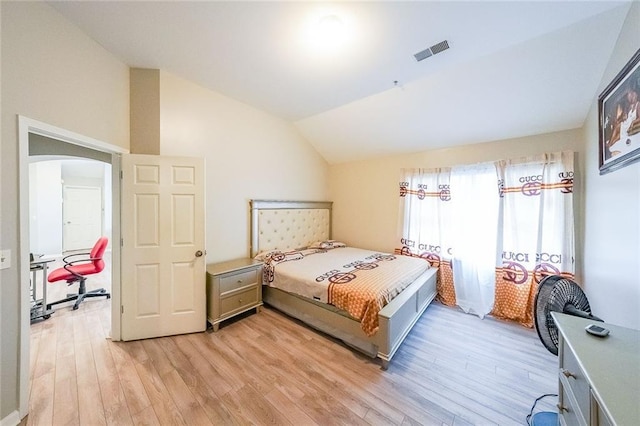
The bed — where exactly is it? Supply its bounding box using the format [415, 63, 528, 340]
[250, 200, 438, 369]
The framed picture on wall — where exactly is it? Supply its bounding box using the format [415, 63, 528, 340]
[598, 48, 640, 175]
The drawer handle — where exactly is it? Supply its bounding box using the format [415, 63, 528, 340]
[238, 299, 243, 304]
[237, 279, 243, 284]
[562, 369, 577, 379]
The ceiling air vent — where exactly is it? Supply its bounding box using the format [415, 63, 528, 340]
[413, 48, 433, 62]
[414, 40, 450, 62]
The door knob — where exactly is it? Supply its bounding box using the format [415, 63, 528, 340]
[195, 250, 203, 257]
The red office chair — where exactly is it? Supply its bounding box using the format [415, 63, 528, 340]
[47, 237, 111, 311]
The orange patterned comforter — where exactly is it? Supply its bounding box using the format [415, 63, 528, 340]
[263, 247, 430, 336]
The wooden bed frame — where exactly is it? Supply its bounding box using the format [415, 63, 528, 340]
[250, 200, 437, 369]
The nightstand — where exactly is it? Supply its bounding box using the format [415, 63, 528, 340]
[206, 258, 263, 331]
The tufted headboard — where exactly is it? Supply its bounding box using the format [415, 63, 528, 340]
[250, 200, 332, 257]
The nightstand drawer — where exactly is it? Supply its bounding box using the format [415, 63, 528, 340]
[220, 286, 259, 317]
[207, 258, 262, 331]
[219, 269, 259, 294]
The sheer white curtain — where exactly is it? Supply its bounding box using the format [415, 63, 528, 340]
[449, 164, 500, 318]
[396, 151, 575, 325]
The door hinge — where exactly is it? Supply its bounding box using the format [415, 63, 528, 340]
[121, 305, 124, 314]
[120, 170, 123, 179]
[120, 237, 123, 247]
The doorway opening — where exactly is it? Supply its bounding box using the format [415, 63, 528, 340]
[18, 116, 127, 418]
[29, 156, 113, 317]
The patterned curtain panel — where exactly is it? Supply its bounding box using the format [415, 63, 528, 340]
[396, 168, 456, 306]
[396, 151, 575, 327]
[492, 151, 575, 326]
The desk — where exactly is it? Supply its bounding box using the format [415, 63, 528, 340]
[552, 312, 640, 425]
[30, 258, 55, 322]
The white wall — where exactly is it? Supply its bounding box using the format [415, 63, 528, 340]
[159, 72, 330, 262]
[582, 2, 640, 330]
[29, 161, 63, 255]
[0, 0, 3, 415]
[0, 1, 129, 419]
[104, 163, 113, 243]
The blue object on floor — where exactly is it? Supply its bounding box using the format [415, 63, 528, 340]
[531, 411, 557, 426]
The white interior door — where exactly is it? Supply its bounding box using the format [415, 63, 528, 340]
[120, 154, 206, 340]
[63, 185, 103, 251]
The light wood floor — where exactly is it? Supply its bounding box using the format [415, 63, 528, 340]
[26, 296, 558, 426]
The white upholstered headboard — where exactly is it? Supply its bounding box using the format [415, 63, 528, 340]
[250, 200, 332, 257]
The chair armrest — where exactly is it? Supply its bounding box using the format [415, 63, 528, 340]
[62, 252, 91, 264]
[63, 257, 101, 266]
[61, 256, 101, 280]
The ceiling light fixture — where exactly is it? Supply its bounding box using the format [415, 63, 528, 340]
[305, 13, 351, 54]
[318, 14, 344, 39]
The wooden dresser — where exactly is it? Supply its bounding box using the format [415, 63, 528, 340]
[206, 258, 263, 331]
[552, 312, 640, 425]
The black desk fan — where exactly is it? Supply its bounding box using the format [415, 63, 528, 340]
[534, 274, 603, 355]
[527, 275, 603, 426]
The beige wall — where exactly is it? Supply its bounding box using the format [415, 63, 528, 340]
[329, 129, 584, 254]
[1, 2, 130, 419]
[582, 1, 640, 330]
[0, 0, 3, 418]
[158, 72, 330, 262]
[130, 68, 161, 155]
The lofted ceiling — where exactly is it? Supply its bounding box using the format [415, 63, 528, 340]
[49, 1, 632, 164]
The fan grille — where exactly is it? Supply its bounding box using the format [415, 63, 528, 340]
[534, 276, 592, 355]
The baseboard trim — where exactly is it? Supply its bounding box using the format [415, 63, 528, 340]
[0, 410, 20, 426]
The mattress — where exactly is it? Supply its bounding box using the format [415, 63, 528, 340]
[262, 246, 430, 336]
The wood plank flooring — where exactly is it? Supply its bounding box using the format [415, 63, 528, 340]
[25, 295, 558, 425]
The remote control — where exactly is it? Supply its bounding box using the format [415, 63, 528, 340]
[585, 323, 610, 337]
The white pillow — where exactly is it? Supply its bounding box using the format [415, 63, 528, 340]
[254, 249, 305, 262]
[308, 240, 347, 250]
[254, 250, 279, 261]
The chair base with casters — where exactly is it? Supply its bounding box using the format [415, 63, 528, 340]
[46, 277, 110, 311]
[47, 236, 111, 311]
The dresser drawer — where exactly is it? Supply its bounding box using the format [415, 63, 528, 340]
[591, 389, 613, 426]
[559, 383, 585, 426]
[560, 342, 590, 420]
[220, 286, 259, 318]
[219, 269, 259, 294]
